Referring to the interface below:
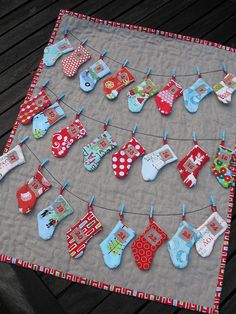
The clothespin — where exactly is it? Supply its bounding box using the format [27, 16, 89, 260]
[146, 67, 152, 79]
[221, 131, 225, 146]
[57, 94, 65, 101]
[76, 106, 84, 118]
[221, 63, 228, 75]
[132, 124, 137, 137]
[64, 27, 69, 37]
[42, 80, 50, 89]
[81, 38, 88, 46]
[192, 131, 198, 145]
[210, 195, 217, 212]
[163, 131, 168, 144]
[38, 159, 49, 172]
[88, 195, 95, 211]
[195, 66, 202, 78]
[182, 204, 186, 220]
[60, 180, 69, 195]
[119, 202, 125, 222]
[19, 135, 29, 146]
[122, 59, 128, 68]
[100, 49, 109, 59]
[171, 69, 176, 80]
[104, 117, 110, 131]
[149, 206, 154, 222]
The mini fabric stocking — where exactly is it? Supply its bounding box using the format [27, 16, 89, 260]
[212, 143, 234, 188]
[52, 114, 87, 158]
[67, 205, 103, 258]
[80, 58, 111, 92]
[62, 44, 91, 77]
[100, 220, 135, 269]
[32, 102, 66, 139]
[16, 165, 52, 214]
[104, 67, 135, 100]
[44, 37, 74, 67]
[167, 215, 201, 269]
[155, 79, 183, 115]
[183, 78, 213, 113]
[127, 78, 158, 113]
[177, 143, 210, 188]
[112, 134, 145, 178]
[195, 210, 227, 257]
[213, 73, 236, 104]
[132, 219, 168, 271]
[37, 194, 74, 240]
[142, 143, 177, 181]
[0, 144, 25, 181]
[83, 125, 117, 171]
[18, 87, 52, 125]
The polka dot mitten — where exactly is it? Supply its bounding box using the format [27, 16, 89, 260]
[141, 133, 177, 181]
[104, 61, 135, 100]
[32, 96, 66, 139]
[18, 81, 52, 125]
[100, 204, 135, 269]
[83, 119, 117, 171]
[37, 182, 73, 240]
[213, 69, 236, 104]
[127, 70, 158, 112]
[67, 196, 103, 258]
[177, 134, 210, 188]
[195, 197, 227, 258]
[183, 68, 213, 113]
[43, 29, 74, 67]
[62, 41, 91, 77]
[167, 206, 201, 269]
[112, 127, 145, 179]
[51, 109, 87, 158]
[80, 52, 111, 92]
[0, 137, 28, 182]
[155, 73, 183, 115]
[16, 160, 52, 215]
[132, 208, 168, 271]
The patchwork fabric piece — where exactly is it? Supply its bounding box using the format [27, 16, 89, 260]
[32, 102, 66, 139]
[213, 73, 236, 104]
[183, 78, 213, 113]
[155, 79, 183, 115]
[44, 37, 74, 67]
[127, 78, 158, 113]
[132, 219, 168, 271]
[80, 59, 111, 92]
[104, 67, 135, 100]
[212, 144, 234, 188]
[0, 144, 25, 181]
[51, 114, 87, 158]
[100, 220, 135, 269]
[37, 194, 74, 240]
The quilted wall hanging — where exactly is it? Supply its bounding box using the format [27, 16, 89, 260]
[1, 9, 236, 313]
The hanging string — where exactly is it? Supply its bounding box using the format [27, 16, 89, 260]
[24, 142, 211, 217]
[46, 86, 221, 142]
[68, 31, 224, 78]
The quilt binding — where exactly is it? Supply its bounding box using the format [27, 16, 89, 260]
[1, 9, 236, 314]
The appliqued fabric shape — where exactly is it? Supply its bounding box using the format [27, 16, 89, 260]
[62, 43, 91, 77]
[16, 161, 52, 215]
[51, 110, 87, 158]
[18, 81, 52, 125]
[167, 207, 201, 269]
[213, 72, 236, 104]
[83, 120, 117, 171]
[104, 64, 135, 100]
[80, 57, 111, 92]
[112, 128, 145, 179]
[37, 182, 73, 240]
[67, 197, 103, 258]
[141, 134, 177, 181]
[195, 199, 227, 258]
[32, 99, 66, 139]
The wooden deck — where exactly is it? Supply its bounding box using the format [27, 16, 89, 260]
[0, 1, 236, 313]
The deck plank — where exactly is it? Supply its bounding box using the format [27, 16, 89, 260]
[0, 0, 30, 19]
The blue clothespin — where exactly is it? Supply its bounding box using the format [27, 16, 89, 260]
[119, 202, 125, 221]
[146, 67, 152, 77]
[82, 38, 88, 46]
[221, 63, 228, 74]
[132, 124, 137, 135]
[192, 131, 197, 143]
[40, 159, 49, 168]
[64, 27, 69, 36]
[123, 59, 128, 67]
[210, 195, 215, 206]
[221, 131, 225, 143]
[77, 106, 84, 116]
[149, 206, 154, 220]
[101, 49, 109, 58]
[20, 136, 29, 145]
[42, 80, 50, 88]
[195, 66, 201, 77]
[89, 195, 95, 207]
[171, 69, 176, 79]
[60, 180, 69, 195]
[105, 117, 110, 127]
[182, 204, 186, 220]
[58, 94, 65, 101]
[163, 131, 168, 143]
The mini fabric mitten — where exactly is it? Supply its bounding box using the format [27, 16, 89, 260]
[142, 135, 177, 181]
[213, 72, 236, 104]
[80, 56, 111, 92]
[37, 182, 73, 240]
[83, 120, 117, 171]
[104, 64, 135, 100]
[16, 161, 52, 214]
[195, 200, 227, 257]
[155, 77, 183, 115]
[67, 198, 103, 258]
[127, 77, 158, 113]
[112, 129, 145, 179]
[132, 212, 168, 271]
[51, 111, 87, 158]
[62, 43, 91, 77]
[32, 99, 66, 139]
[167, 207, 201, 269]
[18, 81, 52, 125]
[43, 31, 74, 67]
[177, 137, 210, 188]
